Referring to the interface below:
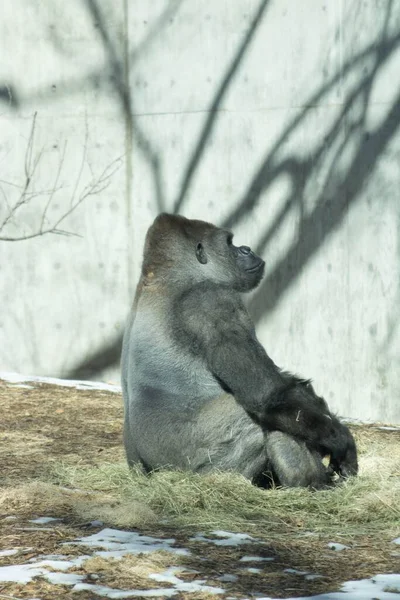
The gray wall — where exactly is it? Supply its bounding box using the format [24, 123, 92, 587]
[1, 0, 400, 423]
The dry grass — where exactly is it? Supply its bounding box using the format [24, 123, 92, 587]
[1, 378, 399, 538]
[0, 480, 157, 528]
[50, 441, 400, 538]
[0, 377, 399, 599]
[77, 551, 183, 589]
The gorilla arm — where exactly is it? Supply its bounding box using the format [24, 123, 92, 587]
[179, 286, 356, 473]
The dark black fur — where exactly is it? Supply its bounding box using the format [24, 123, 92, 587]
[121, 214, 358, 488]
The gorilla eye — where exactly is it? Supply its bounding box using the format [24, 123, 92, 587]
[227, 234, 233, 246]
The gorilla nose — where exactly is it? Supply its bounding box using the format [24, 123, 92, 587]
[239, 246, 251, 255]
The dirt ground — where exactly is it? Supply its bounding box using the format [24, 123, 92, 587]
[0, 377, 399, 599]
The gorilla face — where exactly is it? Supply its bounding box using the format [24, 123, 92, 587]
[196, 228, 265, 292]
[142, 213, 265, 292]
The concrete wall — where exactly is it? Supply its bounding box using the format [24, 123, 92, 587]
[1, 0, 400, 423]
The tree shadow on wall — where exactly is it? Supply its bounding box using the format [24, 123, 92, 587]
[65, 0, 272, 379]
[69, 0, 400, 379]
[1, 0, 398, 380]
[222, 1, 400, 324]
[70, 0, 400, 379]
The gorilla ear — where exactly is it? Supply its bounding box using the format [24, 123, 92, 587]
[196, 242, 208, 265]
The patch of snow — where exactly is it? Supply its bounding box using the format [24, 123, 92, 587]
[393, 537, 400, 545]
[283, 569, 323, 581]
[340, 573, 400, 598]
[190, 530, 257, 546]
[377, 426, 400, 431]
[8, 384, 34, 389]
[90, 520, 104, 527]
[148, 568, 183, 586]
[216, 574, 238, 583]
[0, 549, 19, 557]
[254, 573, 400, 599]
[28, 554, 68, 562]
[239, 556, 274, 562]
[327, 542, 350, 551]
[284, 568, 309, 575]
[40, 557, 89, 569]
[59, 485, 91, 494]
[0, 560, 72, 584]
[3, 516, 17, 520]
[246, 567, 262, 574]
[45, 571, 84, 585]
[174, 581, 224, 594]
[29, 516, 62, 524]
[70, 528, 190, 558]
[73, 582, 177, 597]
[150, 568, 224, 594]
[0, 556, 89, 584]
[0, 372, 121, 394]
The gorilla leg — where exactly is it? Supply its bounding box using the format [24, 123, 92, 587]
[264, 431, 333, 489]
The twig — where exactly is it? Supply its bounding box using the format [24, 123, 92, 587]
[40, 140, 67, 232]
[373, 492, 400, 515]
[0, 113, 123, 242]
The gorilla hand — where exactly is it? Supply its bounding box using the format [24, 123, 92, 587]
[255, 385, 358, 477]
[180, 295, 358, 479]
[326, 419, 358, 479]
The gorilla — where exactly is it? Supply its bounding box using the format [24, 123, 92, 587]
[121, 213, 357, 489]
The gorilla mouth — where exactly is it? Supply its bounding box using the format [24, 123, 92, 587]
[246, 261, 264, 273]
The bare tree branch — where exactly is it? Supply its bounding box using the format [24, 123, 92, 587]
[0, 114, 123, 242]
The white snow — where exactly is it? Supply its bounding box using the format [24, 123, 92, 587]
[28, 554, 68, 562]
[69, 528, 190, 558]
[239, 556, 274, 562]
[75, 583, 178, 597]
[0, 372, 121, 393]
[217, 574, 238, 583]
[9, 384, 34, 389]
[0, 520, 398, 599]
[246, 567, 262, 574]
[327, 542, 350, 551]
[0, 551, 223, 597]
[29, 517, 62, 524]
[284, 568, 309, 575]
[0, 549, 19, 557]
[149, 568, 224, 594]
[190, 530, 257, 546]
[283, 569, 323, 581]
[0, 559, 78, 584]
[254, 573, 400, 599]
[90, 520, 104, 527]
[46, 571, 84, 585]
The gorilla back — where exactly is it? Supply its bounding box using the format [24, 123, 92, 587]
[121, 213, 358, 488]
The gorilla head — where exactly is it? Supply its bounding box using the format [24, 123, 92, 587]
[142, 213, 265, 292]
[122, 213, 358, 489]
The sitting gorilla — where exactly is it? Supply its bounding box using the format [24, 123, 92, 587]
[121, 214, 357, 488]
